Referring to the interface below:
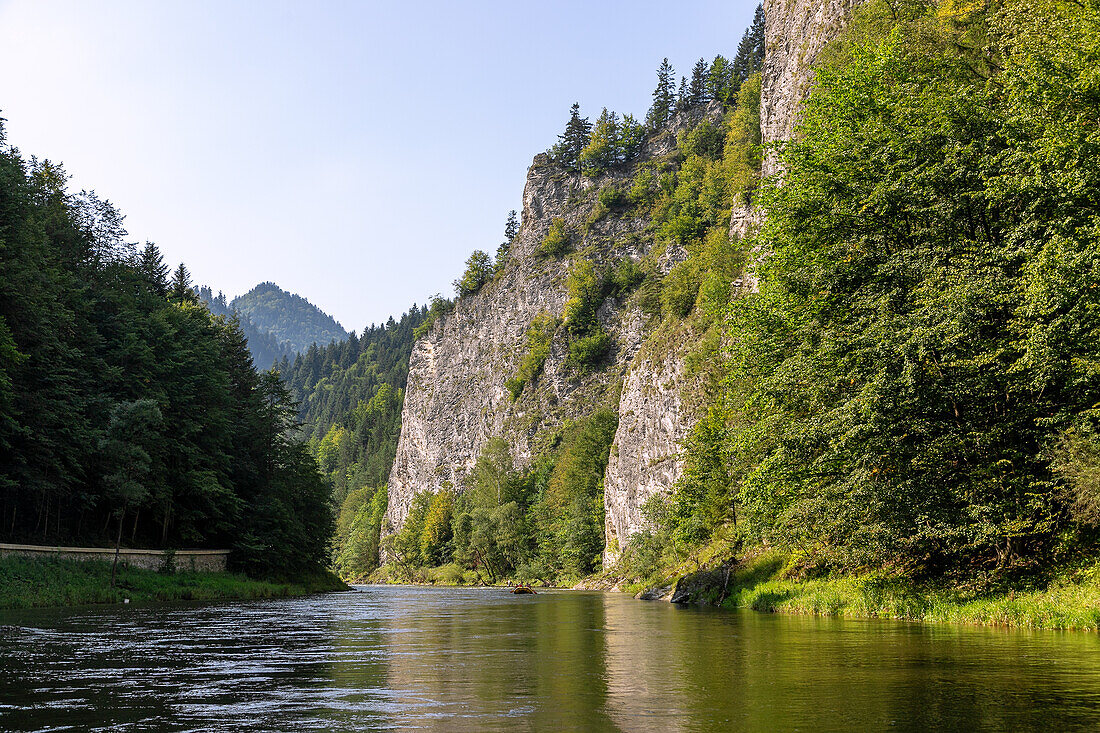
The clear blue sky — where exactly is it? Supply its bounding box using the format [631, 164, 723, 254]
[0, 0, 760, 332]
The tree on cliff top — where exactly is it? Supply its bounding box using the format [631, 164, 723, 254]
[645, 58, 676, 129]
[550, 103, 592, 171]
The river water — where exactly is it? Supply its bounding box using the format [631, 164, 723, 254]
[3, 586, 1100, 731]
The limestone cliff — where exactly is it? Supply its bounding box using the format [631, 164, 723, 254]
[384, 105, 720, 535]
[602, 0, 864, 563]
[385, 0, 864, 561]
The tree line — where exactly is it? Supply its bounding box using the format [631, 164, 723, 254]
[0, 121, 332, 578]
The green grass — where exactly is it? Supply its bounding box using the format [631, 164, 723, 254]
[722, 551, 1100, 631]
[0, 556, 348, 610]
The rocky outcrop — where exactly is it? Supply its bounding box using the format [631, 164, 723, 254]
[603, 346, 692, 565]
[384, 105, 721, 536]
[385, 0, 865, 562]
[760, 0, 865, 178]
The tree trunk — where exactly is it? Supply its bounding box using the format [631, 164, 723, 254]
[110, 510, 125, 590]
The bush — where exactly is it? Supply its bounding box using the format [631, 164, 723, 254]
[598, 184, 626, 209]
[538, 218, 571, 258]
[608, 258, 645, 298]
[507, 313, 557, 400]
[660, 259, 700, 318]
[566, 330, 611, 372]
[453, 250, 493, 298]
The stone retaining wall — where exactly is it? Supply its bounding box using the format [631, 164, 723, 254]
[0, 543, 230, 572]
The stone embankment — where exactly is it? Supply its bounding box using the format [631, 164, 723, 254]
[0, 543, 229, 572]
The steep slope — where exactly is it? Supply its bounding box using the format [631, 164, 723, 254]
[384, 103, 722, 536]
[384, 0, 865, 570]
[231, 282, 348, 354]
[604, 0, 865, 562]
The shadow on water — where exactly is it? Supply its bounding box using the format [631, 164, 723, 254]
[3, 587, 1100, 731]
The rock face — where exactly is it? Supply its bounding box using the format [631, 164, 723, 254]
[760, 0, 865, 178]
[602, 346, 692, 564]
[385, 0, 864, 560]
[384, 105, 721, 536]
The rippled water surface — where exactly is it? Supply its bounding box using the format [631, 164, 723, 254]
[3, 586, 1100, 731]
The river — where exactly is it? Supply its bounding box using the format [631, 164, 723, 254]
[3, 585, 1100, 731]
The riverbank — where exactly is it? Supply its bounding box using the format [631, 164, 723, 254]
[0, 556, 348, 609]
[639, 550, 1100, 631]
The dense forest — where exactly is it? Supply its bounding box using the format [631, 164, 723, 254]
[278, 307, 425, 577]
[622, 0, 1100, 588]
[197, 285, 295, 369]
[231, 281, 348, 354]
[0, 121, 332, 578]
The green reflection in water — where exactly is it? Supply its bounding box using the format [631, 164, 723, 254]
[4, 587, 1100, 731]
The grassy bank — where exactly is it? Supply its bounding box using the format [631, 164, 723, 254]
[0, 556, 348, 610]
[716, 552, 1100, 631]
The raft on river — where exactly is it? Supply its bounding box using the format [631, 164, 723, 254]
[510, 586, 536, 594]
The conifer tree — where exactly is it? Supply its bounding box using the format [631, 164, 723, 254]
[550, 103, 592, 171]
[708, 54, 734, 105]
[676, 76, 690, 112]
[138, 242, 170, 297]
[496, 210, 519, 272]
[731, 5, 766, 93]
[690, 58, 709, 105]
[169, 262, 195, 303]
[645, 58, 676, 130]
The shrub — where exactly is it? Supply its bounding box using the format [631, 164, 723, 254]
[453, 250, 493, 298]
[608, 258, 645, 298]
[598, 184, 625, 209]
[660, 259, 700, 318]
[566, 329, 611, 372]
[506, 313, 557, 400]
[538, 218, 571, 258]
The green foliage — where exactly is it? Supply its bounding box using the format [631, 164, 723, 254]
[549, 103, 592, 171]
[538, 410, 619, 579]
[413, 294, 453, 339]
[597, 184, 626, 209]
[506, 313, 557, 400]
[660, 260, 701, 319]
[608, 258, 645, 298]
[578, 111, 647, 176]
[646, 58, 677, 130]
[333, 485, 388, 580]
[566, 331, 612, 373]
[0, 132, 334, 579]
[1051, 428, 1100, 526]
[538, 218, 571, 258]
[496, 210, 519, 272]
[0, 556, 344, 610]
[454, 250, 493, 298]
[562, 258, 611, 372]
[697, 0, 1100, 578]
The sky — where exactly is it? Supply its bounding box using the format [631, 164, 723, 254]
[0, 0, 761, 333]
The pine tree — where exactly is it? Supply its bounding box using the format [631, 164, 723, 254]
[676, 76, 690, 112]
[550, 103, 592, 171]
[731, 5, 766, 94]
[645, 58, 676, 130]
[496, 210, 519, 271]
[690, 58, 709, 105]
[708, 54, 733, 105]
[138, 243, 170, 297]
[169, 262, 195, 303]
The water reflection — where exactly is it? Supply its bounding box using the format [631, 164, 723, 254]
[2, 587, 1100, 731]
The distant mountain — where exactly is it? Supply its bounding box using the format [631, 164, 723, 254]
[197, 286, 295, 370]
[230, 282, 349, 355]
